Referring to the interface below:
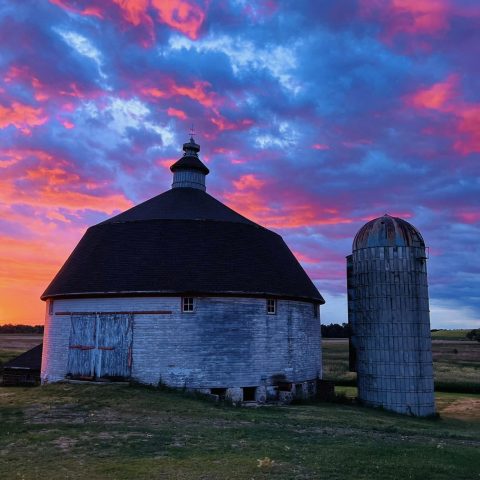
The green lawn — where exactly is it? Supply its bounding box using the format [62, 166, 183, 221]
[0, 383, 479, 480]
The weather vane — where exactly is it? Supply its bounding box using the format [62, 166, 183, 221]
[189, 124, 196, 140]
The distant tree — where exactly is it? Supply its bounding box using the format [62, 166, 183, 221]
[0, 324, 44, 334]
[466, 329, 480, 342]
[321, 323, 350, 338]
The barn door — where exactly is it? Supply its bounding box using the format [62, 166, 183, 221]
[96, 314, 133, 379]
[67, 314, 97, 378]
[67, 313, 133, 380]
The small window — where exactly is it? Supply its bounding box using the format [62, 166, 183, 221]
[48, 300, 54, 315]
[267, 299, 276, 315]
[313, 303, 318, 318]
[182, 297, 194, 312]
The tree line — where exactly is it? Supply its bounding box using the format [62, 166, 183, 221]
[0, 323, 478, 342]
[0, 324, 44, 334]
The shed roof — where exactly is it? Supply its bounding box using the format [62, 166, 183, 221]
[3, 344, 43, 371]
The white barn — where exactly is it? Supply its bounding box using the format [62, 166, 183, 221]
[41, 138, 325, 403]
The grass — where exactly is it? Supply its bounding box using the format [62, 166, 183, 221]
[431, 330, 471, 341]
[323, 338, 480, 393]
[0, 349, 25, 368]
[0, 383, 479, 480]
[0, 334, 479, 478]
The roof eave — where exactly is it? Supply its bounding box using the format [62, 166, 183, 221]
[41, 289, 325, 304]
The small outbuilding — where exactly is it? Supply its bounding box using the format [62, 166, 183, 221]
[2, 344, 43, 386]
[41, 138, 325, 403]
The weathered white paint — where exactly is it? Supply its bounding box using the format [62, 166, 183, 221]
[41, 296, 322, 395]
[348, 245, 435, 416]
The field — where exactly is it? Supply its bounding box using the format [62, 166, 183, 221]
[0, 334, 43, 371]
[431, 330, 471, 341]
[322, 338, 480, 393]
[0, 383, 479, 480]
[0, 334, 479, 479]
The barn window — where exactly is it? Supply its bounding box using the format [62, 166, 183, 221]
[266, 299, 276, 315]
[182, 297, 195, 312]
[48, 300, 54, 315]
[313, 304, 318, 318]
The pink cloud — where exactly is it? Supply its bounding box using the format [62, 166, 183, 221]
[49, 0, 104, 18]
[210, 115, 253, 132]
[360, 0, 451, 38]
[406, 75, 480, 155]
[0, 149, 132, 214]
[151, 0, 205, 40]
[312, 143, 330, 151]
[456, 211, 480, 224]
[0, 101, 47, 134]
[142, 79, 220, 110]
[167, 107, 187, 120]
[51, 0, 206, 45]
[408, 74, 458, 109]
[223, 174, 352, 229]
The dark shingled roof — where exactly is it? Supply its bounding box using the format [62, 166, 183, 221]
[353, 214, 425, 250]
[3, 344, 43, 370]
[42, 188, 324, 303]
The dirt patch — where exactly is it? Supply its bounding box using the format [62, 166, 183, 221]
[441, 398, 480, 420]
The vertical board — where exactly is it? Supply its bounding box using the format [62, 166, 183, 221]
[67, 314, 96, 377]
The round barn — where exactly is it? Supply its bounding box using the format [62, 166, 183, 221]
[41, 138, 325, 404]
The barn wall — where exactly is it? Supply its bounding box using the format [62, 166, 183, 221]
[41, 302, 72, 383]
[41, 296, 321, 388]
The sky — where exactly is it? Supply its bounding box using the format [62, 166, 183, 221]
[0, 0, 479, 329]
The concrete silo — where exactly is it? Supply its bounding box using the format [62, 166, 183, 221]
[347, 214, 435, 416]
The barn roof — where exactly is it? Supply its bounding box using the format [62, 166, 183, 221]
[42, 140, 324, 304]
[3, 344, 43, 371]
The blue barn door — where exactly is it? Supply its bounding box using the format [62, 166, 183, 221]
[67, 313, 133, 380]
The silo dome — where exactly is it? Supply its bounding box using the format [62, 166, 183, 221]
[353, 214, 425, 250]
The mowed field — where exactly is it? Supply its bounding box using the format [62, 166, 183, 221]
[0, 334, 479, 479]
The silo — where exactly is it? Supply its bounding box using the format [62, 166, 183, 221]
[347, 214, 435, 416]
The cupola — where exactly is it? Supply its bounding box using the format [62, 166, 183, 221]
[170, 137, 209, 191]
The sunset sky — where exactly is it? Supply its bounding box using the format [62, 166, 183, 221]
[0, 0, 479, 328]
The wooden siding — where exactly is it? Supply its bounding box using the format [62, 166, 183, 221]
[41, 296, 321, 389]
